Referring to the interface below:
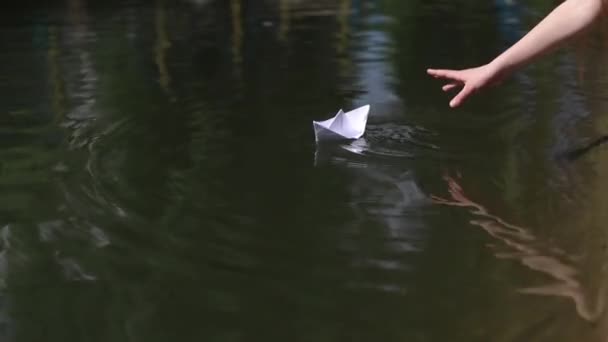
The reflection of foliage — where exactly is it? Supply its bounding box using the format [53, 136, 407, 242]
[230, 0, 243, 78]
[48, 26, 68, 122]
[155, 0, 173, 98]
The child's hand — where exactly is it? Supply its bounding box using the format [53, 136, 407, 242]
[427, 0, 604, 108]
[427, 64, 504, 108]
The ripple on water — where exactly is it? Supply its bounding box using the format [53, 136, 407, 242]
[315, 122, 442, 166]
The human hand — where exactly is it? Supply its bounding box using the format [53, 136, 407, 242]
[427, 63, 506, 108]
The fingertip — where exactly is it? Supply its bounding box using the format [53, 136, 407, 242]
[442, 83, 458, 92]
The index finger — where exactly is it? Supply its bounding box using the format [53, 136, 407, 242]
[427, 69, 465, 82]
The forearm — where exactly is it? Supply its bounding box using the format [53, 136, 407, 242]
[490, 0, 604, 74]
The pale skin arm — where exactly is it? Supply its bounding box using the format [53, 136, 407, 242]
[428, 0, 606, 108]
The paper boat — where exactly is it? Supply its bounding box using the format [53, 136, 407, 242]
[313, 105, 370, 142]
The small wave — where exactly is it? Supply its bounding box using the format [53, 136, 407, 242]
[315, 123, 442, 167]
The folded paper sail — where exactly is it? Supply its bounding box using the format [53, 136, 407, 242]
[313, 105, 370, 142]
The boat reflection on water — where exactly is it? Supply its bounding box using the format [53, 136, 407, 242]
[314, 133, 429, 293]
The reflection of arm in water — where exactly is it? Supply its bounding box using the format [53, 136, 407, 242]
[433, 175, 604, 322]
[427, 0, 606, 108]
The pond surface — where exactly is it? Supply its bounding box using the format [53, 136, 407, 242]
[2, 0, 608, 341]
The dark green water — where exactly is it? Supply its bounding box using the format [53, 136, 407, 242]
[2, 0, 608, 341]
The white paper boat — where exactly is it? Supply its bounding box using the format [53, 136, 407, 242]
[313, 105, 370, 142]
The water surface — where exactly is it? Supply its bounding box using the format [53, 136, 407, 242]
[2, 0, 608, 341]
